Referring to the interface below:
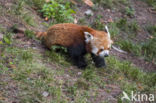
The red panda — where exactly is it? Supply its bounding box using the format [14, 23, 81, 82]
[36, 23, 113, 68]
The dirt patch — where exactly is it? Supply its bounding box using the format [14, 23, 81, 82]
[131, 0, 156, 25]
[0, 74, 20, 103]
[130, 0, 156, 41]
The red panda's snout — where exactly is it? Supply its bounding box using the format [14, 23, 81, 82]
[99, 50, 109, 57]
[91, 46, 110, 58]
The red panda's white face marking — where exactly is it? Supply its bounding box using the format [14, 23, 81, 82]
[84, 26, 113, 57]
[84, 32, 93, 43]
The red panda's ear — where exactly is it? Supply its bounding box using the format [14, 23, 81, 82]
[84, 32, 93, 43]
[105, 25, 111, 39]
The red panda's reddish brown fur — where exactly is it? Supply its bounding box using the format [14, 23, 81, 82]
[36, 23, 109, 53]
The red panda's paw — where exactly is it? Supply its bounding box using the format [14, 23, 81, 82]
[91, 54, 106, 68]
[77, 61, 87, 69]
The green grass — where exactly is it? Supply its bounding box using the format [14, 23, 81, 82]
[22, 13, 36, 26]
[91, 15, 105, 30]
[117, 18, 139, 34]
[15, 0, 24, 15]
[108, 22, 120, 39]
[0, 36, 156, 102]
[142, 25, 156, 62]
[114, 24, 156, 63]
[139, 25, 156, 63]
[78, 17, 87, 25]
[24, 29, 35, 39]
[124, 6, 135, 17]
[146, 25, 156, 36]
[25, 0, 45, 9]
[107, 19, 139, 40]
[93, 0, 129, 9]
[106, 56, 156, 93]
[108, 19, 141, 55]
[144, 0, 156, 10]
[142, 38, 156, 62]
[117, 40, 142, 56]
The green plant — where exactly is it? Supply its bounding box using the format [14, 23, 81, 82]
[41, 0, 75, 23]
[3, 33, 13, 45]
[24, 30, 35, 39]
[124, 7, 135, 17]
[51, 45, 67, 53]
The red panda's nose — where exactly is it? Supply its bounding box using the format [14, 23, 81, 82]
[104, 54, 109, 57]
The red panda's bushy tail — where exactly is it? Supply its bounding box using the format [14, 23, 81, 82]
[35, 32, 47, 39]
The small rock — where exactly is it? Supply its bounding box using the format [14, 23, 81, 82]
[45, 17, 49, 21]
[85, 9, 94, 16]
[106, 9, 111, 12]
[27, 78, 31, 80]
[108, 18, 113, 23]
[78, 72, 82, 75]
[83, 0, 94, 7]
[42, 91, 49, 97]
[66, 74, 69, 77]
[0, 33, 3, 40]
[45, 0, 50, 2]
[5, 3, 12, 7]
[74, 18, 78, 24]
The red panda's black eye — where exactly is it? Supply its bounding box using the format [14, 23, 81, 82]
[99, 49, 104, 51]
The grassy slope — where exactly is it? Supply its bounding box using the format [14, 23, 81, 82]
[0, 0, 156, 103]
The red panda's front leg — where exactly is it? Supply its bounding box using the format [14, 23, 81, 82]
[91, 53, 106, 68]
[67, 43, 87, 69]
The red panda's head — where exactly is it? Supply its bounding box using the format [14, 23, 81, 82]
[84, 26, 113, 57]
